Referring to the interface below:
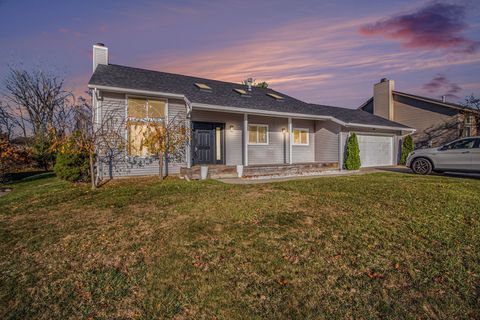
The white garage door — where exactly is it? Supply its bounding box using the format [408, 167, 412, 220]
[357, 134, 393, 167]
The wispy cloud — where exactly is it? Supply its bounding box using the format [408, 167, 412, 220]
[144, 15, 479, 106]
[423, 74, 462, 99]
[359, 2, 479, 54]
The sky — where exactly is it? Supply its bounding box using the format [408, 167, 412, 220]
[0, 0, 479, 108]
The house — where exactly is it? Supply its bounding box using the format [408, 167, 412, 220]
[359, 79, 477, 148]
[87, 44, 414, 179]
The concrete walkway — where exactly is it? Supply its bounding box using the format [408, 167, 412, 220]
[216, 168, 372, 184]
[216, 165, 480, 184]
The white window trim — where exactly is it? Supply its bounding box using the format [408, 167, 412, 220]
[125, 94, 168, 158]
[292, 127, 310, 146]
[248, 124, 269, 145]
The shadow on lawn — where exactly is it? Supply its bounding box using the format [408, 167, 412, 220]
[375, 166, 480, 180]
[2, 170, 53, 184]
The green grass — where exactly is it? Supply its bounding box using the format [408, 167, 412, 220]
[0, 173, 479, 319]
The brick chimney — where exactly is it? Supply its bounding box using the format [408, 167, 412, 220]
[373, 78, 394, 120]
[93, 43, 108, 72]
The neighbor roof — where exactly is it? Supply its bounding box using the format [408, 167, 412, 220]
[358, 91, 471, 112]
[88, 64, 411, 129]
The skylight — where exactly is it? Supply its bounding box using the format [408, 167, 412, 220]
[234, 88, 250, 96]
[267, 93, 284, 100]
[195, 83, 212, 91]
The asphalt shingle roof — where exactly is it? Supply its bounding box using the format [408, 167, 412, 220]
[88, 64, 410, 129]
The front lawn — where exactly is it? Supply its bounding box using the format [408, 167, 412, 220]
[0, 173, 479, 319]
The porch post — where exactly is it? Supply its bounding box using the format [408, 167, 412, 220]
[288, 117, 293, 164]
[338, 131, 343, 170]
[186, 103, 192, 169]
[243, 114, 248, 166]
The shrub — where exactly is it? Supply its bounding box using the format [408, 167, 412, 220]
[32, 131, 55, 170]
[400, 135, 414, 165]
[0, 135, 32, 182]
[53, 134, 90, 182]
[344, 133, 361, 170]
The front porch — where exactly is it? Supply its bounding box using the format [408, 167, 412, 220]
[180, 162, 339, 180]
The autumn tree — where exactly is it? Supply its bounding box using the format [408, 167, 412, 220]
[51, 96, 126, 189]
[241, 79, 269, 88]
[141, 115, 189, 180]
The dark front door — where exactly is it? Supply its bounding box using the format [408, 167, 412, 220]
[192, 122, 224, 165]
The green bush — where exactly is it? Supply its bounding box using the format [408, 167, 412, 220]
[54, 151, 90, 182]
[344, 133, 361, 170]
[53, 134, 90, 182]
[32, 132, 55, 170]
[400, 135, 414, 165]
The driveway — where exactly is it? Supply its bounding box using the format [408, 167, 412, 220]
[374, 166, 480, 180]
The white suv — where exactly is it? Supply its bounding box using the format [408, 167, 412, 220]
[406, 137, 480, 175]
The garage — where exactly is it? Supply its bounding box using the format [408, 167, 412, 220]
[357, 134, 393, 167]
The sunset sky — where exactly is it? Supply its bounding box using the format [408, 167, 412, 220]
[0, 0, 479, 108]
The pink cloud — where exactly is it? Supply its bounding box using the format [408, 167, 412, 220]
[359, 2, 479, 54]
[423, 74, 462, 99]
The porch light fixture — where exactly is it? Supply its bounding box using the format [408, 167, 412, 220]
[230, 125, 234, 132]
[282, 128, 286, 133]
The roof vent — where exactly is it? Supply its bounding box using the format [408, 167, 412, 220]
[195, 83, 212, 91]
[234, 88, 251, 97]
[442, 95, 446, 102]
[380, 78, 387, 82]
[246, 78, 254, 91]
[266, 93, 284, 101]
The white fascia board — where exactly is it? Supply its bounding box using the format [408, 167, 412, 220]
[88, 84, 192, 107]
[191, 102, 346, 125]
[346, 122, 416, 132]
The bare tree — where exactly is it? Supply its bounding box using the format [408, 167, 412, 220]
[62, 95, 126, 189]
[141, 114, 189, 180]
[3, 67, 75, 138]
[0, 101, 16, 139]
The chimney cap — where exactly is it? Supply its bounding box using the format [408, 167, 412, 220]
[380, 77, 388, 82]
[95, 42, 105, 47]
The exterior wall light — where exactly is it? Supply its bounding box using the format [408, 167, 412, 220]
[282, 128, 286, 133]
[230, 125, 234, 131]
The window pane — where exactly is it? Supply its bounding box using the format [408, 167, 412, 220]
[148, 98, 166, 118]
[258, 126, 267, 143]
[249, 126, 257, 143]
[294, 129, 300, 144]
[301, 130, 308, 144]
[451, 138, 475, 149]
[128, 121, 149, 156]
[128, 97, 147, 118]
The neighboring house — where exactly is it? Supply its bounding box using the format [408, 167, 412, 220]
[87, 44, 414, 178]
[359, 78, 478, 148]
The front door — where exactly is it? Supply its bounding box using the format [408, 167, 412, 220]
[192, 122, 225, 165]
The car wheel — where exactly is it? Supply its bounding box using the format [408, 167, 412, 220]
[411, 158, 432, 175]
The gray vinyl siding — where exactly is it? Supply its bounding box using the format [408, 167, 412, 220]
[292, 119, 315, 163]
[393, 98, 461, 147]
[98, 91, 187, 178]
[314, 120, 340, 163]
[191, 110, 243, 165]
[248, 115, 289, 165]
